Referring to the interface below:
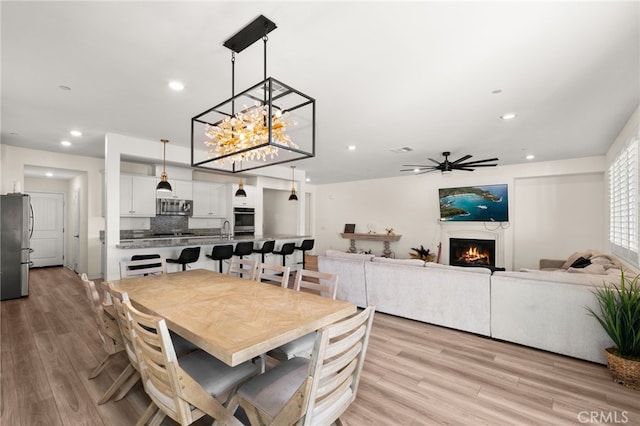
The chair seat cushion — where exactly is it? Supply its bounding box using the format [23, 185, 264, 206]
[179, 350, 259, 398]
[238, 356, 309, 418]
[268, 332, 316, 360]
[170, 332, 199, 357]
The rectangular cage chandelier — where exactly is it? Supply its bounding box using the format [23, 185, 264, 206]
[191, 15, 315, 173]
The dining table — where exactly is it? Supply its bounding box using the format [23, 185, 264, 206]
[110, 268, 357, 366]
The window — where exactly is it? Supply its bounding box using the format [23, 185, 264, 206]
[609, 136, 639, 265]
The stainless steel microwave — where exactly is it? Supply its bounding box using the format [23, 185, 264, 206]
[156, 199, 193, 216]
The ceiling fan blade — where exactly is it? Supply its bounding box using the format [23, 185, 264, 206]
[416, 169, 440, 175]
[458, 157, 499, 166]
[451, 154, 472, 164]
[455, 167, 475, 171]
[427, 158, 441, 165]
[400, 168, 431, 172]
[402, 165, 433, 167]
[463, 163, 498, 168]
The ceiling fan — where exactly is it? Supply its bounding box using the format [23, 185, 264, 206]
[401, 151, 499, 175]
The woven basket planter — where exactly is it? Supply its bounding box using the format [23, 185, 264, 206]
[605, 347, 640, 391]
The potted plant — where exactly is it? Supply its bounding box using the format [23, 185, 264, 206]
[586, 271, 640, 390]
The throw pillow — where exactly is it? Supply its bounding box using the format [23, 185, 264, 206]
[569, 256, 591, 268]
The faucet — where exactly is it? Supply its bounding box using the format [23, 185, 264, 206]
[222, 220, 231, 239]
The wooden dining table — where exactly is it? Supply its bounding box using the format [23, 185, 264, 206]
[110, 269, 357, 366]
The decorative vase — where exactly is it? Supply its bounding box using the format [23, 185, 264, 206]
[605, 347, 640, 390]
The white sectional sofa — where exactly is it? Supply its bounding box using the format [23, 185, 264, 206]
[317, 249, 626, 364]
[492, 271, 615, 363]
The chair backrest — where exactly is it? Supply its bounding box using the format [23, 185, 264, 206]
[278, 242, 296, 256]
[106, 283, 140, 370]
[227, 258, 258, 280]
[303, 306, 376, 425]
[211, 244, 234, 260]
[120, 257, 167, 279]
[255, 263, 290, 288]
[233, 241, 254, 257]
[177, 247, 201, 263]
[256, 240, 275, 254]
[298, 239, 315, 251]
[122, 298, 194, 425]
[80, 274, 123, 355]
[294, 269, 338, 299]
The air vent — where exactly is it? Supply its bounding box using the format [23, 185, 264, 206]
[390, 147, 413, 154]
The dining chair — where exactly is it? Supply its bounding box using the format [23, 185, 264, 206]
[120, 256, 167, 279]
[227, 258, 258, 280]
[122, 298, 259, 426]
[255, 263, 290, 288]
[267, 270, 339, 362]
[238, 306, 376, 426]
[106, 285, 201, 408]
[79, 273, 135, 405]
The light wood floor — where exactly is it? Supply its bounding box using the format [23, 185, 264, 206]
[1, 266, 638, 425]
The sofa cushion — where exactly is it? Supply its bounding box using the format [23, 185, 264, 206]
[371, 257, 425, 267]
[424, 262, 492, 275]
[324, 249, 375, 261]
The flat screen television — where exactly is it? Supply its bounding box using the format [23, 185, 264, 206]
[439, 184, 509, 222]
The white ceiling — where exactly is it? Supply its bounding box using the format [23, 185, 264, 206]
[2, 1, 638, 184]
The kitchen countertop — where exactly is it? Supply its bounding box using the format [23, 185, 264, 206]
[116, 234, 309, 249]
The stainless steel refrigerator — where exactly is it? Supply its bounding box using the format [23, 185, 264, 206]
[1, 193, 33, 300]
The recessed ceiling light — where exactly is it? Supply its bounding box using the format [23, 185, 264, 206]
[500, 113, 518, 120]
[70, 130, 82, 137]
[390, 147, 413, 154]
[414, 168, 421, 173]
[58, 85, 71, 91]
[347, 145, 356, 151]
[526, 154, 535, 160]
[305, 178, 311, 182]
[45, 172, 53, 177]
[61, 140, 72, 147]
[169, 81, 185, 91]
[492, 89, 502, 94]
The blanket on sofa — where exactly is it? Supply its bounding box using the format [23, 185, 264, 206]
[561, 249, 623, 275]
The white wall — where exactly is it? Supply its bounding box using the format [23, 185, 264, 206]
[1, 145, 104, 278]
[513, 173, 604, 270]
[309, 156, 607, 270]
[263, 188, 298, 234]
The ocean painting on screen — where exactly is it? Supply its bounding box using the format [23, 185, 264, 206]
[439, 184, 509, 222]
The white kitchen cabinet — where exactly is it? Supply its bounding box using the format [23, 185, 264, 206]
[120, 174, 156, 217]
[156, 179, 193, 200]
[192, 182, 228, 218]
[231, 183, 256, 207]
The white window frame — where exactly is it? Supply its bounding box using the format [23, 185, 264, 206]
[609, 135, 639, 266]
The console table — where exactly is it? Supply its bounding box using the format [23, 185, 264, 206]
[340, 233, 402, 257]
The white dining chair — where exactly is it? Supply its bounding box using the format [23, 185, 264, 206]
[255, 263, 290, 288]
[119, 257, 167, 279]
[267, 269, 339, 362]
[123, 298, 259, 426]
[227, 258, 258, 280]
[238, 306, 376, 426]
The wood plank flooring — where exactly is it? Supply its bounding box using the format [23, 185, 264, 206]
[1, 266, 638, 425]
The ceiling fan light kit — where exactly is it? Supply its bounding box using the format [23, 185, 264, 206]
[191, 15, 315, 174]
[401, 151, 499, 175]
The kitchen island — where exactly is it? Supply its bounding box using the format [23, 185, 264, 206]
[107, 234, 310, 278]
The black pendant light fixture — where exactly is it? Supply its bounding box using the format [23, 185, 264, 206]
[156, 139, 172, 193]
[191, 15, 315, 173]
[235, 182, 247, 197]
[288, 165, 298, 201]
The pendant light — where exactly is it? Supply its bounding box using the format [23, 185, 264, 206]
[288, 165, 298, 201]
[156, 139, 172, 192]
[235, 182, 247, 197]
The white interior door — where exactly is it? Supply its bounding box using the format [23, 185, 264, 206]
[28, 192, 64, 267]
[72, 188, 80, 272]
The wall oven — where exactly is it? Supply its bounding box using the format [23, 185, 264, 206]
[233, 207, 255, 236]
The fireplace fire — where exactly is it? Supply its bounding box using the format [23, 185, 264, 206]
[449, 238, 495, 268]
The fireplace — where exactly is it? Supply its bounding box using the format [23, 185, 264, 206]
[449, 238, 496, 268]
